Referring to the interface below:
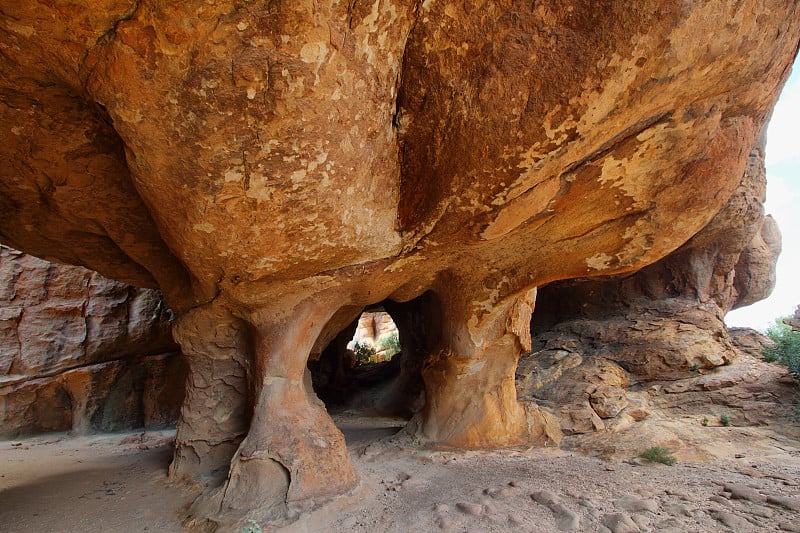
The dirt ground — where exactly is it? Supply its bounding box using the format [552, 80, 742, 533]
[2, 357, 800, 532]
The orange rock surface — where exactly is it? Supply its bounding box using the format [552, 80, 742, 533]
[1, 1, 798, 528]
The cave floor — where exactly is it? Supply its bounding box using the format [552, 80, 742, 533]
[1, 410, 799, 532]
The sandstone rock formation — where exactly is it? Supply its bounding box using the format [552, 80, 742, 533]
[352, 310, 398, 352]
[518, 134, 782, 433]
[1, 1, 798, 529]
[0, 245, 183, 438]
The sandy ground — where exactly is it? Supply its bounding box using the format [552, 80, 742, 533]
[0, 431, 199, 533]
[1, 415, 799, 533]
[2, 354, 800, 533]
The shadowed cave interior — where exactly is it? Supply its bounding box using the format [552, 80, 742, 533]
[307, 292, 444, 442]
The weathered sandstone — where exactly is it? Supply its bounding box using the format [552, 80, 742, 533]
[518, 135, 782, 433]
[1, 1, 798, 528]
[0, 245, 183, 437]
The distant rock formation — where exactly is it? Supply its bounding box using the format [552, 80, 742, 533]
[785, 307, 800, 332]
[1, 2, 798, 529]
[0, 246, 183, 438]
[352, 310, 398, 352]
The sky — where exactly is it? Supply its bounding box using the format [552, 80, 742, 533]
[725, 65, 800, 331]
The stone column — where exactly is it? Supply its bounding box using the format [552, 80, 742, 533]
[169, 303, 251, 482]
[191, 299, 357, 529]
[413, 287, 560, 448]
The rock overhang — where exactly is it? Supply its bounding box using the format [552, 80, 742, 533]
[1, 1, 799, 529]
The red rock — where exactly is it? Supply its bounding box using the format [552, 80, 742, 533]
[0, 2, 798, 529]
[0, 245, 183, 437]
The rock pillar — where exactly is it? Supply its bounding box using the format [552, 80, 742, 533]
[414, 287, 560, 447]
[187, 300, 357, 529]
[170, 304, 251, 482]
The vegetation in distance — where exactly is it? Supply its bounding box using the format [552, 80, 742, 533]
[762, 316, 800, 376]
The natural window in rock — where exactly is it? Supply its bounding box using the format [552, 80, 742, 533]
[308, 308, 404, 413]
[308, 293, 440, 422]
[348, 309, 401, 366]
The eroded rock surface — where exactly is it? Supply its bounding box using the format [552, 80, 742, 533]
[517, 133, 783, 434]
[0, 245, 183, 438]
[1, 1, 798, 528]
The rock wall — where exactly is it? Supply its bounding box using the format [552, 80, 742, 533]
[1, 2, 798, 529]
[518, 136, 782, 433]
[0, 245, 184, 438]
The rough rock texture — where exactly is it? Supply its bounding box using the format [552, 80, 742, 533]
[0, 245, 183, 437]
[517, 137, 782, 434]
[1, 2, 798, 529]
[729, 327, 774, 359]
[526, 135, 780, 381]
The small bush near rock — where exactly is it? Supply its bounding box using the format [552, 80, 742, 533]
[640, 446, 677, 466]
[377, 331, 401, 357]
[762, 317, 800, 375]
[353, 342, 377, 366]
[242, 519, 262, 533]
[720, 413, 731, 426]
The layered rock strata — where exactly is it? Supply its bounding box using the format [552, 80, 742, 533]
[518, 136, 782, 433]
[0, 245, 182, 438]
[1, 1, 798, 528]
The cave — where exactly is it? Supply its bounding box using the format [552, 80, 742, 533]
[307, 292, 443, 422]
[2, 2, 798, 530]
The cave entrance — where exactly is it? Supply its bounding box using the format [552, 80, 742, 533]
[308, 306, 407, 415]
[307, 292, 441, 443]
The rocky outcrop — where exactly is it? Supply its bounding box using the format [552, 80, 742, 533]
[0, 246, 183, 438]
[352, 310, 398, 351]
[525, 132, 779, 375]
[728, 327, 774, 359]
[517, 134, 782, 434]
[1, 2, 798, 529]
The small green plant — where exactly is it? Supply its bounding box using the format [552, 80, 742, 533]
[702, 417, 709, 427]
[242, 519, 262, 533]
[353, 342, 377, 366]
[377, 331, 401, 357]
[690, 362, 701, 372]
[762, 317, 800, 375]
[720, 413, 731, 426]
[639, 446, 677, 466]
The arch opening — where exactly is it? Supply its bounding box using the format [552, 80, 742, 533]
[306, 291, 442, 429]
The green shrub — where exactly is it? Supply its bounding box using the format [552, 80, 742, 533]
[639, 446, 677, 466]
[353, 342, 376, 366]
[762, 317, 800, 375]
[720, 413, 731, 426]
[242, 519, 262, 533]
[377, 331, 401, 357]
[702, 417, 709, 427]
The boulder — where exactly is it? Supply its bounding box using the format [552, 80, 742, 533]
[1, 2, 798, 529]
[785, 307, 800, 332]
[729, 327, 774, 359]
